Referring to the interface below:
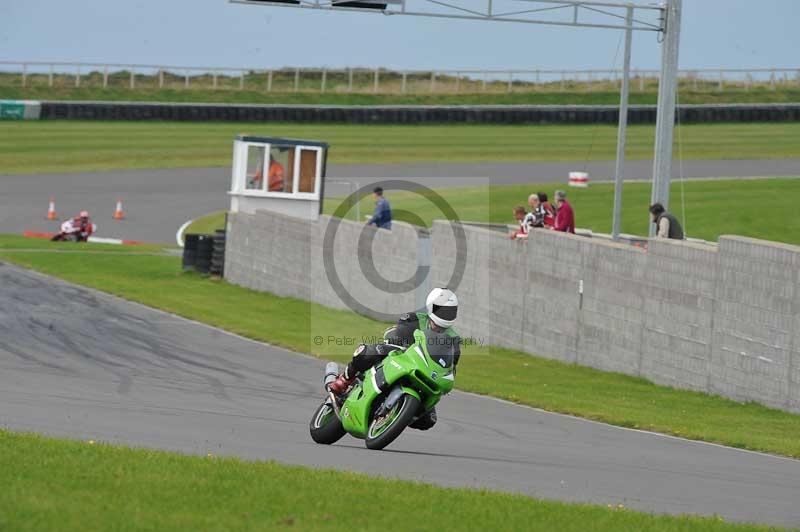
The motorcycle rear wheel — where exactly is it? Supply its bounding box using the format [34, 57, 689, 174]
[365, 394, 420, 450]
[309, 400, 346, 445]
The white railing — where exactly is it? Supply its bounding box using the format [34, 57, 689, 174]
[1, 60, 798, 94]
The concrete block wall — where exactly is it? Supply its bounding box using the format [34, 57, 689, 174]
[710, 236, 799, 411]
[227, 209, 800, 413]
[226, 209, 420, 321]
[429, 221, 500, 350]
[225, 209, 312, 301]
[308, 215, 420, 319]
[640, 239, 717, 391]
[578, 237, 648, 375]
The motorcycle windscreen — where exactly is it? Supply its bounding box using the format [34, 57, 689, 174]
[424, 330, 456, 368]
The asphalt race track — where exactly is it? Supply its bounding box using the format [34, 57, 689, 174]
[1, 263, 799, 527]
[2, 159, 799, 244]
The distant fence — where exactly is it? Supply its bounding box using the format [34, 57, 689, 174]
[38, 101, 800, 124]
[2, 60, 799, 94]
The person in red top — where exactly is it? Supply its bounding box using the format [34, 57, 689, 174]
[537, 192, 556, 228]
[552, 190, 575, 234]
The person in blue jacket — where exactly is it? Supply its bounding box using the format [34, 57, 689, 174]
[367, 187, 392, 229]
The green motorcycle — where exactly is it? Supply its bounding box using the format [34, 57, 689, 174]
[310, 328, 456, 450]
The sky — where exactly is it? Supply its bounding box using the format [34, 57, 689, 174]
[1, 1, 798, 72]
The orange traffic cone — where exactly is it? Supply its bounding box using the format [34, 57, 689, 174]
[47, 197, 58, 220]
[113, 198, 125, 220]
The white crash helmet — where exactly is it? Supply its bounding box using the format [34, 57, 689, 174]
[426, 288, 458, 328]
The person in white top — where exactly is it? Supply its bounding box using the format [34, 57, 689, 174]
[527, 194, 546, 229]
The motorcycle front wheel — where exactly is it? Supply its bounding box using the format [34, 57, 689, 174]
[309, 399, 346, 445]
[365, 394, 420, 450]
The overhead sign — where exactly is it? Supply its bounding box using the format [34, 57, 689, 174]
[248, 0, 402, 8]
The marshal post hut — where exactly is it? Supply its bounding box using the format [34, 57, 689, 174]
[228, 135, 329, 220]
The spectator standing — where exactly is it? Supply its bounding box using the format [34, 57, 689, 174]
[553, 190, 575, 234]
[649, 203, 684, 240]
[526, 194, 545, 229]
[367, 187, 392, 229]
[538, 192, 556, 228]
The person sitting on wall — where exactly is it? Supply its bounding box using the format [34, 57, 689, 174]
[509, 205, 531, 240]
[649, 203, 685, 240]
[367, 186, 392, 230]
[538, 191, 556, 228]
[552, 190, 575, 234]
[267, 159, 285, 192]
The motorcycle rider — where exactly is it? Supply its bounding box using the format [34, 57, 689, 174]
[52, 211, 95, 242]
[327, 287, 461, 430]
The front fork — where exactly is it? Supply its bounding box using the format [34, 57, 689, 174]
[327, 391, 342, 419]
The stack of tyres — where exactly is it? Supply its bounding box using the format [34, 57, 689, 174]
[195, 235, 214, 274]
[182, 234, 199, 271]
[210, 230, 226, 276]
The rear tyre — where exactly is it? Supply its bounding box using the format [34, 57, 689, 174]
[365, 394, 420, 450]
[309, 400, 346, 445]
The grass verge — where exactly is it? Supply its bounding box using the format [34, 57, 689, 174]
[0, 234, 169, 253]
[184, 210, 227, 236]
[2, 235, 799, 459]
[0, 430, 783, 532]
[2, 121, 800, 174]
[3, 85, 800, 106]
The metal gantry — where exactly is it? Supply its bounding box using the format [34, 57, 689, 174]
[230, 0, 664, 32]
[231, 0, 682, 239]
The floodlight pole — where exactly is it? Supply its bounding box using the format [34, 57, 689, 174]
[650, 0, 682, 236]
[611, 5, 633, 241]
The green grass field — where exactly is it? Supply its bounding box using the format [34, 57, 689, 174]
[183, 210, 228, 236]
[189, 177, 800, 246]
[2, 430, 785, 532]
[349, 177, 800, 244]
[4, 84, 800, 106]
[2, 121, 799, 174]
[2, 234, 799, 460]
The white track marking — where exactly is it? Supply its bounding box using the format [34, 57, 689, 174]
[87, 236, 123, 245]
[175, 219, 193, 248]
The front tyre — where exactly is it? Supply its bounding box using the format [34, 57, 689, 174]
[365, 394, 420, 450]
[309, 400, 346, 445]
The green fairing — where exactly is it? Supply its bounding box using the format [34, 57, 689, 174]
[339, 328, 455, 439]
